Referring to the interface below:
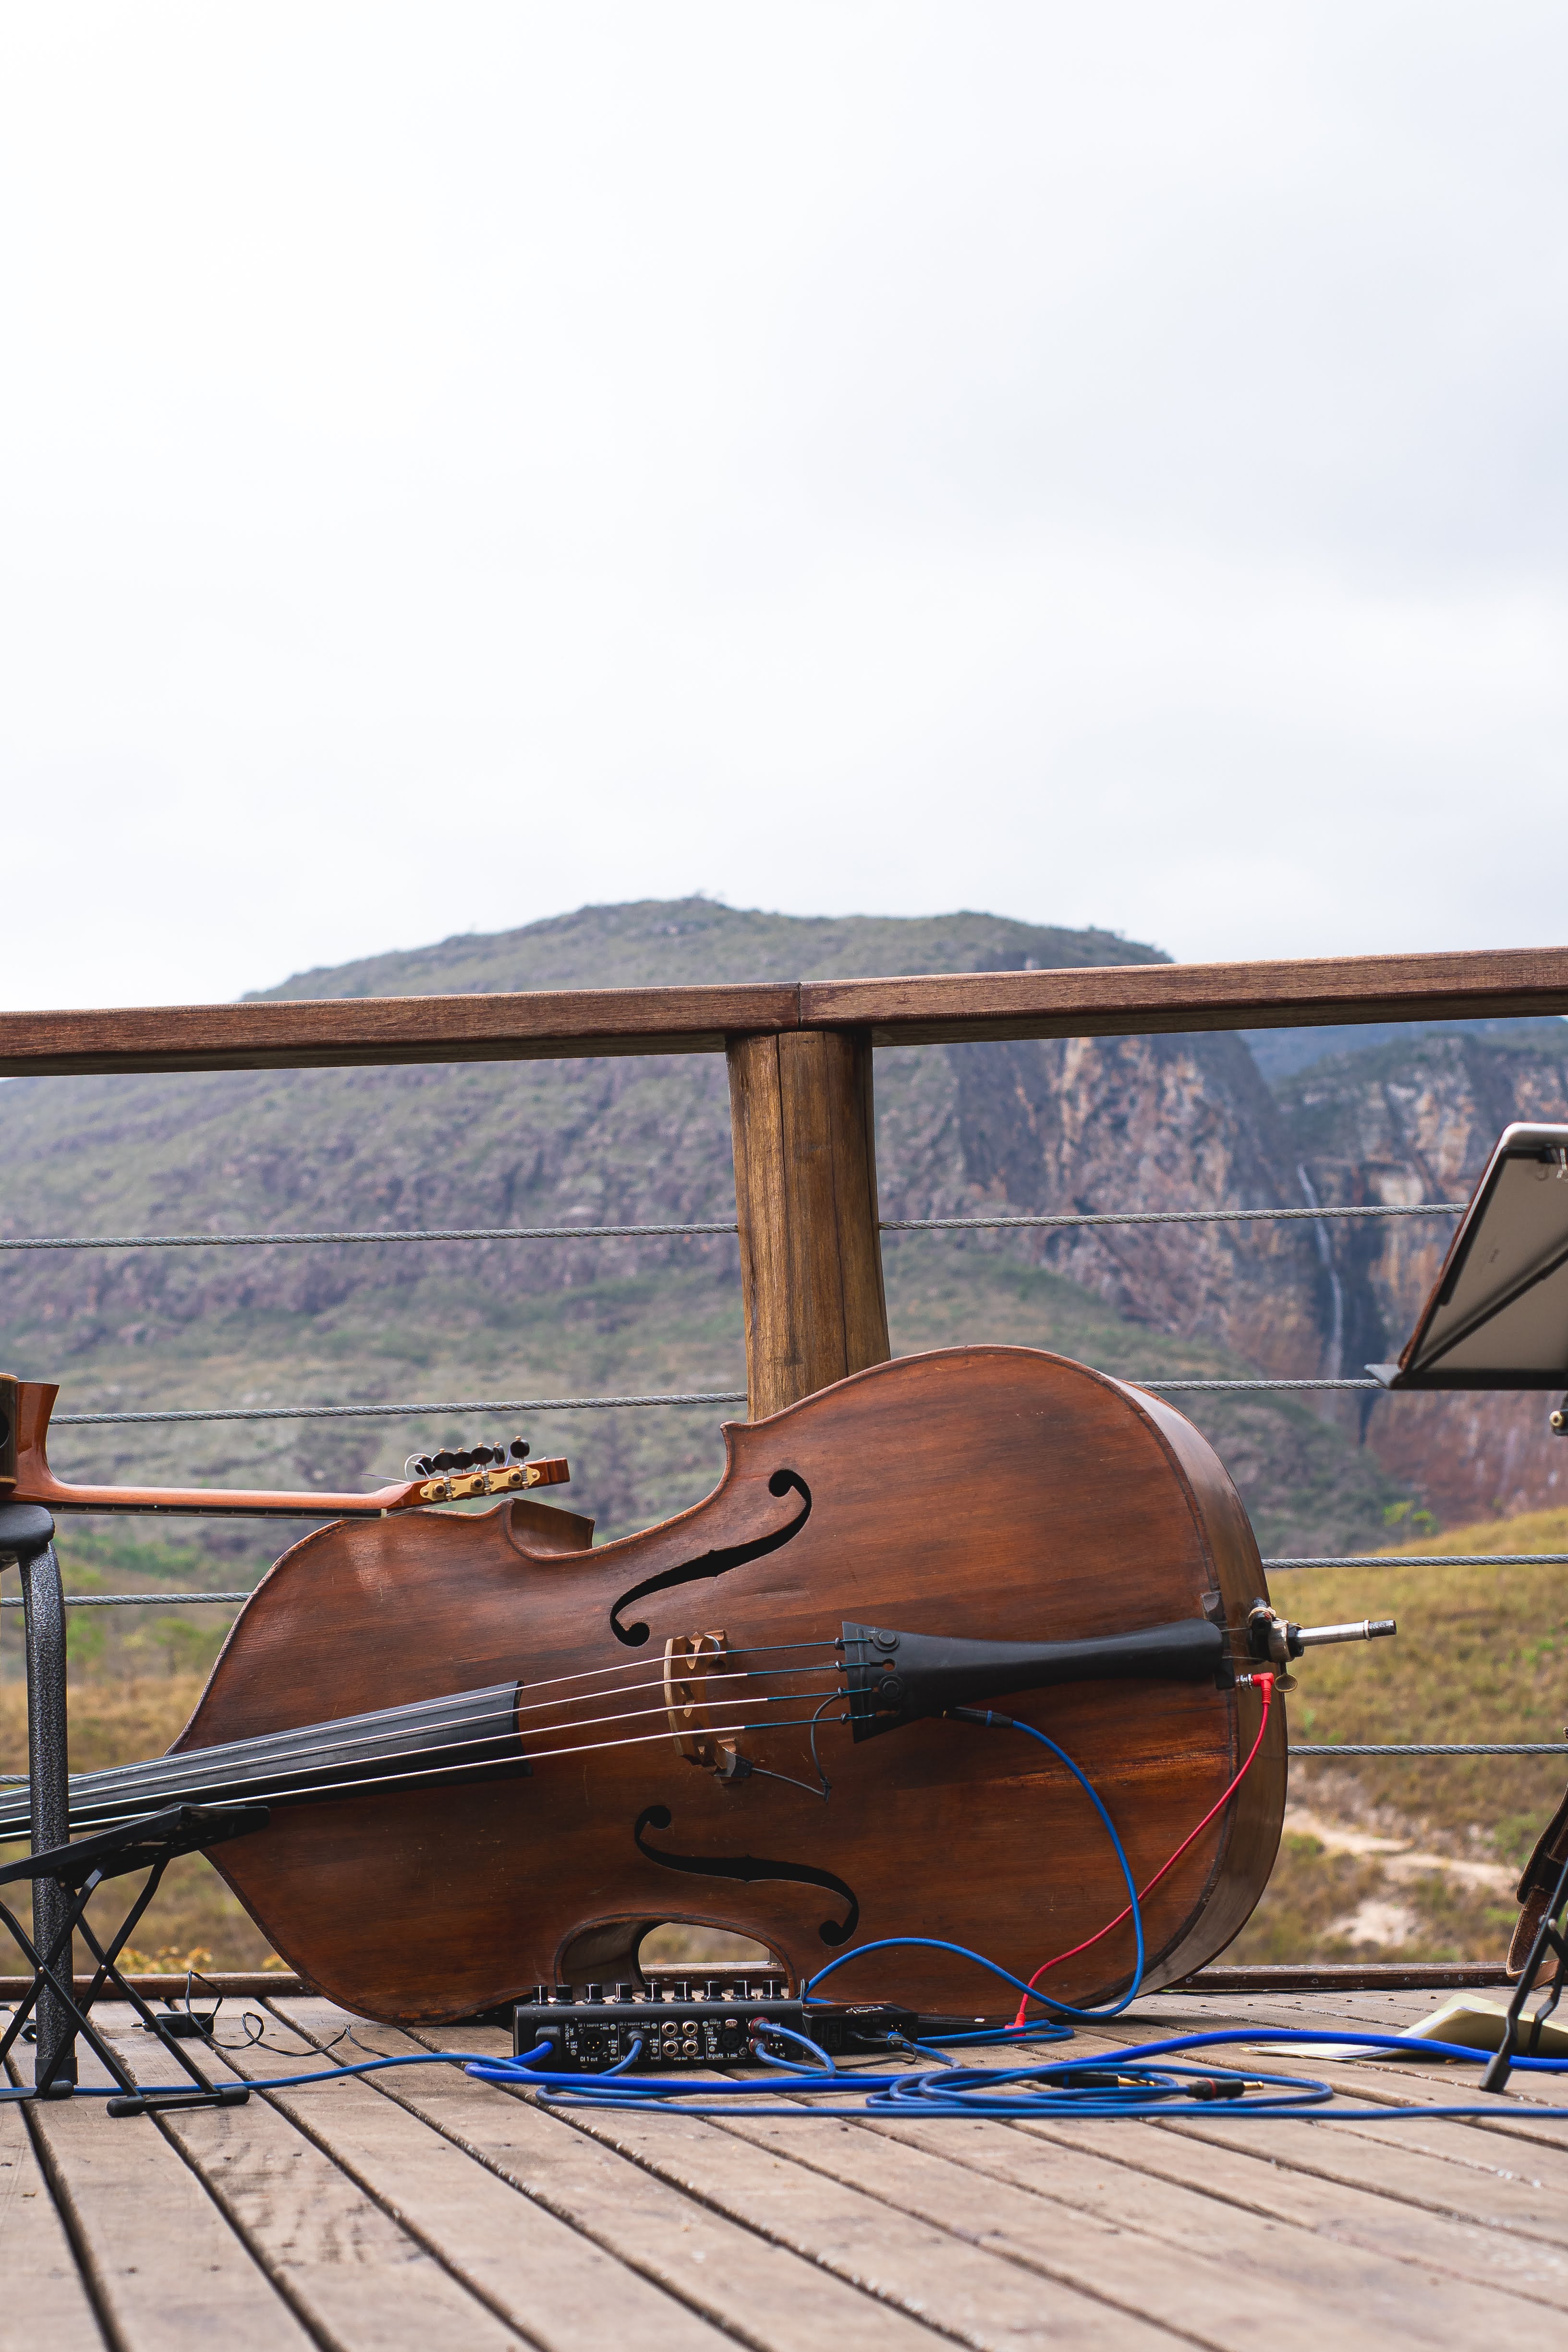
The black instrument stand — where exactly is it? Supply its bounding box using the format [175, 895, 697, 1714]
[0, 1500, 269, 2112]
[1481, 1844, 1568, 2095]
[0, 1802, 270, 2114]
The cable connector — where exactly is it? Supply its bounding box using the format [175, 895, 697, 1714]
[1234, 1671, 1276, 1693]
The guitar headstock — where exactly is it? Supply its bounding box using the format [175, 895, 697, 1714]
[396, 1434, 570, 1508]
[0, 1372, 570, 1519]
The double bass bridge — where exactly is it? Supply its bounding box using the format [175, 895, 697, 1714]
[662, 1630, 748, 1782]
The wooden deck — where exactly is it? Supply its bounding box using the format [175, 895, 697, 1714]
[7, 1981, 1568, 2349]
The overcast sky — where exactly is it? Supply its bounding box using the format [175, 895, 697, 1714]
[2, 4, 1564, 1007]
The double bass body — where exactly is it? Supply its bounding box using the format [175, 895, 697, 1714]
[171, 1346, 1286, 2021]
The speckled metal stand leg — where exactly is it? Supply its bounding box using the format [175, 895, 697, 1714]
[0, 1503, 75, 2090]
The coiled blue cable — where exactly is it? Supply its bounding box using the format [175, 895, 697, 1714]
[469, 2025, 1568, 2121]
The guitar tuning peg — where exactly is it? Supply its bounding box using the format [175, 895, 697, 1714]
[433, 1450, 457, 1473]
[509, 1437, 529, 1462]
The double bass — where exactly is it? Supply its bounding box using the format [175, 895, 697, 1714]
[1, 1346, 1316, 2021]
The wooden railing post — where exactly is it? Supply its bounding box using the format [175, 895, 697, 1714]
[726, 1028, 891, 1419]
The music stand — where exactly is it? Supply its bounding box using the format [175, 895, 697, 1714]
[1365, 1121, 1568, 2082]
[1368, 1123, 1568, 1391]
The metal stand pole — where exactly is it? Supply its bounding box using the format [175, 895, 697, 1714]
[0, 1503, 75, 2093]
[1481, 1842, 1568, 2095]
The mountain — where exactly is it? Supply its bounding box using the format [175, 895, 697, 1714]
[0, 898, 1564, 1565]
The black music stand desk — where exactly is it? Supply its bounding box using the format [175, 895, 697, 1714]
[1368, 1122, 1568, 1391]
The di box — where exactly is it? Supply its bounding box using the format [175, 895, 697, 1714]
[512, 1996, 920, 2071]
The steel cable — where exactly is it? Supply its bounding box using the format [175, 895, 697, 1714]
[0, 1202, 1463, 1249]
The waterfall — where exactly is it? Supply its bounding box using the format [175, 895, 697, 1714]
[1297, 1163, 1344, 1380]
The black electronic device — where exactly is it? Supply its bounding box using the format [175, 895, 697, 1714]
[511, 1986, 924, 2071]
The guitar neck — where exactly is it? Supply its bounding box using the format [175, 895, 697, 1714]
[0, 1373, 569, 1519]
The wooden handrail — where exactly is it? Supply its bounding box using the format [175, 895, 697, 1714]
[0, 983, 800, 1078]
[0, 945, 1565, 1076]
[801, 945, 1568, 1044]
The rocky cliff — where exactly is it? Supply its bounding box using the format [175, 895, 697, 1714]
[1283, 1033, 1568, 1521]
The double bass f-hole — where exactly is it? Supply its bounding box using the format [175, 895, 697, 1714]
[633, 1804, 860, 1947]
[608, 1468, 812, 1646]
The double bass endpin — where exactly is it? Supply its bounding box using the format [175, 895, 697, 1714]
[1246, 1601, 1397, 1671]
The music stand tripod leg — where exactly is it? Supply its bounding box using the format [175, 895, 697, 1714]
[0, 1503, 75, 2094]
[1481, 1843, 1568, 2095]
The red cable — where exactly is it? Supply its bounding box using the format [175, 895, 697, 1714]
[1010, 1672, 1276, 2027]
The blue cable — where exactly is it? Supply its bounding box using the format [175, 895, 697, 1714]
[801, 1711, 1145, 2025]
[470, 2026, 1568, 2121]
[749, 2023, 838, 2073]
[39, 2018, 1568, 2122]
[34, 2041, 564, 2098]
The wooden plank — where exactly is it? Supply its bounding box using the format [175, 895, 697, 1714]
[1178, 1988, 1568, 2199]
[272, 2001, 961, 2351]
[848, 2069, 1568, 2315]
[1091, 1991, 1568, 2151]
[1130, 2102, 1568, 2261]
[3, 944, 1567, 1079]
[8, 2038, 314, 2352]
[88, 2002, 529, 2352]
[0, 982, 800, 1078]
[802, 944, 1568, 1045]
[711, 2096, 1560, 2351]
[360, 1994, 1568, 2348]
[0, 2100, 103, 2349]
[348, 2010, 1180, 2349]
[189, 1999, 746, 2352]
[727, 1028, 890, 1416]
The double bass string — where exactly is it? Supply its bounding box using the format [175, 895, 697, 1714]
[0, 1683, 848, 1823]
[0, 1678, 860, 1837]
[0, 1628, 871, 1837]
[0, 1711, 859, 1839]
[511, 1637, 845, 1695]
[0, 1650, 850, 1821]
